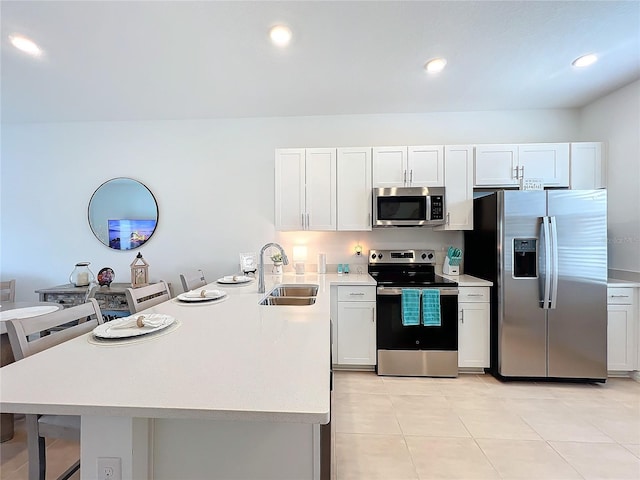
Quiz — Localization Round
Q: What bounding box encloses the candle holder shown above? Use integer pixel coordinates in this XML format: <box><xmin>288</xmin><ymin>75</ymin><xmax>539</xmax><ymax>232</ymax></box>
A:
<box><xmin>69</xmin><ymin>262</ymin><xmax>94</xmax><ymax>287</ymax></box>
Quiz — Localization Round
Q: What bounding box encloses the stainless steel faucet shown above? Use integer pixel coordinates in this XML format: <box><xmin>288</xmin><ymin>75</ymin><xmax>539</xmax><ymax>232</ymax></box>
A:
<box><xmin>258</xmin><ymin>243</ymin><xmax>289</xmax><ymax>293</ymax></box>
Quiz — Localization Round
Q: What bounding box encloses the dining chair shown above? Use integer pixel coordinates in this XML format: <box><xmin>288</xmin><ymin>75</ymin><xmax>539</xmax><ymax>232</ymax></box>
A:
<box><xmin>0</xmin><ymin>279</ymin><xmax>16</xmax><ymax>302</ymax></box>
<box><xmin>179</xmin><ymin>269</ymin><xmax>207</xmax><ymax>292</ymax></box>
<box><xmin>125</xmin><ymin>281</ymin><xmax>171</xmax><ymax>313</ymax></box>
<box><xmin>6</xmin><ymin>299</ymin><xmax>103</xmax><ymax>480</ymax></box>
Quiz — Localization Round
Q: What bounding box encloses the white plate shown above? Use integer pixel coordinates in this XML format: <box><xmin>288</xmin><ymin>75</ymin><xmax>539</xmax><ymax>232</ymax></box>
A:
<box><xmin>93</xmin><ymin>314</ymin><xmax>175</xmax><ymax>339</ymax></box>
<box><xmin>0</xmin><ymin>305</ymin><xmax>59</xmax><ymax>321</ymax></box>
<box><xmin>177</xmin><ymin>290</ymin><xmax>227</xmax><ymax>302</ymax></box>
<box><xmin>216</xmin><ymin>275</ymin><xmax>253</xmax><ymax>284</ymax></box>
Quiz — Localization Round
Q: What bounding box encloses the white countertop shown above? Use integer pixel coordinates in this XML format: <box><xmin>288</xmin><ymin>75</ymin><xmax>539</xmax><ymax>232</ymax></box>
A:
<box><xmin>607</xmin><ymin>279</ymin><xmax>640</xmax><ymax>288</ymax></box>
<box><xmin>0</xmin><ymin>273</ymin><xmax>374</xmax><ymax>424</ymax></box>
<box><xmin>440</xmin><ymin>273</ymin><xmax>493</xmax><ymax>287</ymax></box>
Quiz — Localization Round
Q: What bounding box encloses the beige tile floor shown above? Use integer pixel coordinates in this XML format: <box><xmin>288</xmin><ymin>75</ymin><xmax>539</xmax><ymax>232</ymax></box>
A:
<box><xmin>332</xmin><ymin>372</ymin><xmax>640</xmax><ymax>480</ymax></box>
<box><xmin>1</xmin><ymin>373</ymin><xmax>638</xmax><ymax>479</ymax></box>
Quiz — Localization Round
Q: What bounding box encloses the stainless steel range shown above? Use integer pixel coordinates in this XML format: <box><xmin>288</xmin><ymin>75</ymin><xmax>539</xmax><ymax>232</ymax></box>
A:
<box><xmin>369</xmin><ymin>249</ymin><xmax>459</xmax><ymax>377</ymax></box>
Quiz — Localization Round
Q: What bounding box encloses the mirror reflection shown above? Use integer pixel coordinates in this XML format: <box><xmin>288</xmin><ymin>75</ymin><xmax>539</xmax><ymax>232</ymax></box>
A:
<box><xmin>88</xmin><ymin>178</ymin><xmax>158</xmax><ymax>250</ymax></box>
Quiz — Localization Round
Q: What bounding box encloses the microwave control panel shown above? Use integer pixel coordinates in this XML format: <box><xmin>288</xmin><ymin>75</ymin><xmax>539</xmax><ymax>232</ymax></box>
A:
<box><xmin>430</xmin><ymin>195</ymin><xmax>444</xmax><ymax>220</ymax></box>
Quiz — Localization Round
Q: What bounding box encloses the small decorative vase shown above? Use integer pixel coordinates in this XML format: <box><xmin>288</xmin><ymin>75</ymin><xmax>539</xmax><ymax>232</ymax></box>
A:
<box><xmin>272</xmin><ymin>262</ymin><xmax>283</xmax><ymax>274</ymax></box>
<box><xmin>70</xmin><ymin>262</ymin><xmax>95</xmax><ymax>287</ymax></box>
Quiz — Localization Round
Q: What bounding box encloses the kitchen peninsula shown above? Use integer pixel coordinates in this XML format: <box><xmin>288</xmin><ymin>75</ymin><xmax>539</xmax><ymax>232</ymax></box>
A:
<box><xmin>0</xmin><ymin>272</ymin><xmax>375</xmax><ymax>479</ymax></box>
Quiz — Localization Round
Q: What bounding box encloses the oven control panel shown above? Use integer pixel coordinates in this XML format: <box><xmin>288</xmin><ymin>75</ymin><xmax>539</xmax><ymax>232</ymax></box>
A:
<box><xmin>369</xmin><ymin>249</ymin><xmax>436</xmax><ymax>264</ymax></box>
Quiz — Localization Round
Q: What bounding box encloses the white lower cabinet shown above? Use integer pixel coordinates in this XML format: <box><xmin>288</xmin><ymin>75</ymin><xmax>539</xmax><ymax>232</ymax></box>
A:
<box><xmin>607</xmin><ymin>287</ymin><xmax>637</xmax><ymax>372</ymax></box>
<box><xmin>458</xmin><ymin>287</ymin><xmax>490</xmax><ymax>369</ymax></box>
<box><xmin>332</xmin><ymin>285</ymin><xmax>376</xmax><ymax>367</ymax></box>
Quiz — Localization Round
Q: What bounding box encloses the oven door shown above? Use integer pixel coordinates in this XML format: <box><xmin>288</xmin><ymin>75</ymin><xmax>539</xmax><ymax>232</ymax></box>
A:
<box><xmin>376</xmin><ymin>286</ymin><xmax>458</xmax><ymax>350</ymax></box>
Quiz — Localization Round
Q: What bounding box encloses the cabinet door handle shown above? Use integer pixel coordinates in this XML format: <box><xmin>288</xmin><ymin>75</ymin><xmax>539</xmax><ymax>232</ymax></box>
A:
<box><xmin>447</xmin><ymin>212</ymin><xmax>450</xmax><ymax>225</ymax></box>
<box><xmin>349</xmin><ymin>292</ymin><xmax>365</xmax><ymax>296</ymax></box>
<box><xmin>306</xmin><ymin>213</ymin><xmax>310</xmax><ymax>229</ymax></box>
<box><xmin>519</xmin><ymin>165</ymin><xmax>525</xmax><ymax>179</ymax></box>
<box><xmin>301</xmin><ymin>213</ymin><xmax>305</xmax><ymax>229</ymax></box>
<box><xmin>404</xmin><ymin>170</ymin><xmax>407</xmax><ymax>184</ymax></box>
<box><xmin>514</xmin><ymin>167</ymin><xmax>519</xmax><ymax>180</ymax></box>
<box><xmin>610</xmin><ymin>294</ymin><xmax>629</xmax><ymax>298</ymax></box>
<box><xmin>409</xmin><ymin>170</ymin><xmax>413</xmax><ymax>184</ymax></box>
<box><xmin>460</xmin><ymin>309</ymin><xmax>464</xmax><ymax>324</ymax></box>
<box><xmin>467</xmin><ymin>293</ymin><xmax>483</xmax><ymax>297</ymax></box>
<box><xmin>372</xmin><ymin>308</ymin><xmax>375</xmax><ymax>323</ymax></box>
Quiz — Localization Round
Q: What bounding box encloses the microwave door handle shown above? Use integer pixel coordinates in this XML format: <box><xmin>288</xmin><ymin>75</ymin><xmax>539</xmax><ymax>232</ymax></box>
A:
<box><xmin>426</xmin><ymin>196</ymin><xmax>431</xmax><ymax>221</ymax></box>
<box><xmin>539</xmin><ymin>216</ymin><xmax>551</xmax><ymax>309</ymax></box>
<box><xmin>549</xmin><ymin>216</ymin><xmax>559</xmax><ymax>309</ymax></box>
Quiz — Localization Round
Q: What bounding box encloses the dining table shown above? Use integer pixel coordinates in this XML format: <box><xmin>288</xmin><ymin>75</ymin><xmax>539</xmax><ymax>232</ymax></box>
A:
<box><xmin>0</xmin><ymin>301</ymin><xmax>63</xmax><ymax>442</ymax></box>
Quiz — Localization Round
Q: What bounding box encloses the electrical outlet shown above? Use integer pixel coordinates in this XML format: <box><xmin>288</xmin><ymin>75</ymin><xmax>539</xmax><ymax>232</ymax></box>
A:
<box><xmin>97</xmin><ymin>457</ymin><xmax>122</xmax><ymax>480</ymax></box>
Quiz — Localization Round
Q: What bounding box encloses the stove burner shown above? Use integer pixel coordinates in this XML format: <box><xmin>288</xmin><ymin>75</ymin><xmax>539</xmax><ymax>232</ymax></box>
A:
<box><xmin>368</xmin><ymin>249</ymin><xmax>458</xmax><ymax>288</ymax></box>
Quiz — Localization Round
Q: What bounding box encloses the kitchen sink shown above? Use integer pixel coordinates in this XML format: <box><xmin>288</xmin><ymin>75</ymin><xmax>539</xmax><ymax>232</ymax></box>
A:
<box><xmin>268</xmin><ymin>284</ymin><xmax>319</xmax><ymax>297</ymax></box>
<box><xmin>258</xmin><ymin>284</ymin><xmax>318</xmax><ymax>306</ymax></box>
<box><xmin>259</xmin><ymin>296</ymin><xmax>317</xmax><ymax>306</ymax></box>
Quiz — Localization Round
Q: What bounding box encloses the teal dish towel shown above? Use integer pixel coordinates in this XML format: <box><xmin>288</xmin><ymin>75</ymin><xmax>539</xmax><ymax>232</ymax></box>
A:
<box><xmin>421</xmin><ymin>289</ymin><xmax>441</xmax><ymax>326</ymax></box>
<box><xmin>401</xmin><ymin>289</ymin><xmax>421</xmax><ymax>326</ymax></box>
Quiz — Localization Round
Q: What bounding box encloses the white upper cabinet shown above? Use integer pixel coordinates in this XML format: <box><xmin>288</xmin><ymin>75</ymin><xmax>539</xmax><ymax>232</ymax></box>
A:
<box><xmin>408</xmin><ymin>146</ymin><xmax>445</xmax><ymax>186</ymax></box>
<box><xmin>373</xmin><ymin>146</ymin><xmax>444</xmax><ymax>187</ymax></box>
<box><xmin>275</xmin><ymin>148</ymin><xmax>337</xmax><ymax>231</ymax></box>
<box><xmin>474</xmin><ymin>144</ymin><xmax>519</xmax><ymax>186</ymax></box>
<box><xmin>372</xmin><ymin>146</ymin><xmax>407</xmax><ymax>187</ymax></box>
<box><xmin>275</xmin><ymin>148</ymin><xmax>306</xmax><ymax>231</ymax></box>
<box><xmin>337</xmin><ymin>148</ymin><xmax>372</xmax><ymax>231</ymax></box>
<box><xmin>570</xmin><ymin>142</ymin><xmax>606</xmax><ymax>189</ymax></box>
<box><xmin>518</xmin><ymin>143</ymin><xmax>569</xmax><ymax>186</ymax></box>
<box><xmin>474</xmin><ymin>143</ymin><xmax>569</xmax><ymax>187</ymax></box>
<box><xmin>305</xmin><ymin>148</ymin><xmax>338</xmax><ymax>230</ymax></box>
<box><xmin>435</xmin><ymin>145</ymin><xmax>474</xmax><ymax>231</ymax></box>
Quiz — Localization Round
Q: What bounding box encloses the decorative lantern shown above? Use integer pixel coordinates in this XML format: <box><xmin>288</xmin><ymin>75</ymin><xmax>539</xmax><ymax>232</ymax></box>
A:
<box><xmin>69</xmin><ymin>262</ymin><xmax>95</xmax><ymax>287</ymax></box>
<box><xmin>130</xmin><ymin>252</ymin><xmax>149</xmax><ymax>288</ymax></box>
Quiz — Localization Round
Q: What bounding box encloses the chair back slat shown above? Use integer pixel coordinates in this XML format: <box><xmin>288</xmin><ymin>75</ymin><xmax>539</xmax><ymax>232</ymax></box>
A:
<box><xmin>0</xmin><ymin>279</ymin><xmax>16</xmax><ymax>302</ymax></box>
<box><xmin>179</xmin><ymin>270</ymin><xmax>207</xmax><ymax>292</ymax></box>
<box><xmin>125</xmin><ymin>281</ymin><xmax>171</xmax><ymax>313</ymax></box>
<box><xmin>6</xmin><ymin>299</ymin><xmax>103</xmax><ymax>361</ymax></box>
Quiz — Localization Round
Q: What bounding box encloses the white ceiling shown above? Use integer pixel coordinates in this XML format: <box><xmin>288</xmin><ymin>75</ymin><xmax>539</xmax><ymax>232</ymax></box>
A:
<box><xmin>1</xmin><ymin>0</ymin><xmax>639</xmax><ymax>123</ymax></box>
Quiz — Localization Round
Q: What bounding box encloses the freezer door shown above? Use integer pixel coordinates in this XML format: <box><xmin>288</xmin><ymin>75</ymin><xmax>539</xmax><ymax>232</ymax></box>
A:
<box><xmin>547</xmin><ymin>190</ymin><xmax>607</xmax><ymax>379</ymax></box>
<box><xmin>499</xmin><ymin>191</ymin><xmax>548</xmax><ymax>377</ymax></box>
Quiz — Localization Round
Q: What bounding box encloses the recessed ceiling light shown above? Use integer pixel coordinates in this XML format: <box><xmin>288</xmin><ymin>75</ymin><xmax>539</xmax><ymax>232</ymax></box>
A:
<box><xmin>424</xmin><ymin>58</ymin><xmax>447</xmax><ymax>73</ymax></box>
<box><xmin>269</xmin><ymin>25</ymin><xmax>292</xmax><ymax>47</ymax></box>
<box><xmin>572</xmin><ymin>54</ymin><xmax>598</xmax><ymax>68</ymax></box>
<box><xmin>9</xmin><ymin>34</ymin><xmax>43</xmax><ymax>57</ymax></box>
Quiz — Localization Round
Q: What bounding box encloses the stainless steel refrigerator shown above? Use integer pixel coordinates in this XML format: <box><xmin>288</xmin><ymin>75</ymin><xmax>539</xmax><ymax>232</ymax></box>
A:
<box><xmin>464</xmin><ymin>190</ymin><xmax>608</xmax><ymax>381</ymax></box>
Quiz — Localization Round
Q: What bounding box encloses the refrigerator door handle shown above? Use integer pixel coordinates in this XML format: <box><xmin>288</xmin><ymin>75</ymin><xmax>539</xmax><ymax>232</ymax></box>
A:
<box><xmin>549</xmin><ymin>216</ymin><xmax>559</xmax><ymax>309</ymax></box>
<box><xmin>539</xmin><ymin>216</ymin><xmax>552</xmax><ymax>309</ymax></box>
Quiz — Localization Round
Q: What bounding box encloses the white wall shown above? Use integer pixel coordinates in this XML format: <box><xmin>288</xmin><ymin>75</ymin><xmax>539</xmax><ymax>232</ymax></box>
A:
<box><xmin>579</xmin><ymin>80</ymin><xmax>640</xmax><ymax>278</ymax></box>
<box><xmin>1</xmin><ymin>109</ymin><xmax>580</xmax><ymax>300</ymax></box>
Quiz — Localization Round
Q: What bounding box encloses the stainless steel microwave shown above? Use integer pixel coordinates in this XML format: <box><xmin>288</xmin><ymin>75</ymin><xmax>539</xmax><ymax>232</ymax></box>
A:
<box><xmin>373</xmin><ymin>187</ymin><xmax>446</xmax><ymax>227</ymax></box>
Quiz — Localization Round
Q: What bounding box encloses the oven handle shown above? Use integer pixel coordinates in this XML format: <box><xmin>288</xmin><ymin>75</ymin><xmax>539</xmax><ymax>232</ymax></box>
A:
<box><xmin>376</xmin><ymin>287</ymin><xmax>459</xmax><ymax>296</ymax></box>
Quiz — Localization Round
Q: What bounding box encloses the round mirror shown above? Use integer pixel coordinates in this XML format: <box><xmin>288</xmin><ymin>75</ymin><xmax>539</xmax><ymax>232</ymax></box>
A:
<box><xmin>88</xmin><ymin>178</ymin><xmax>158</xmax><ymax>250</ymax></box>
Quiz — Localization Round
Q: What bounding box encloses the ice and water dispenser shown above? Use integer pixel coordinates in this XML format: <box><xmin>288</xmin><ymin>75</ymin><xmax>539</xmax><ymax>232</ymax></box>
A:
<box><xmin>513</xmin><ymin>239</ymin><xmax>537</xmax><ymax>278</ymax></box>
